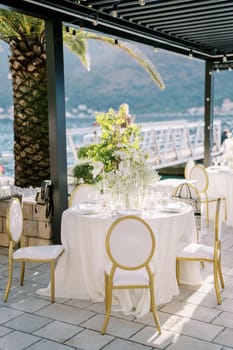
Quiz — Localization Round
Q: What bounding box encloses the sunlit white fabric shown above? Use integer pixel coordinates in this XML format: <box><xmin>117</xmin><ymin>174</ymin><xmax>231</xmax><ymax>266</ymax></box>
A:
<box><xmin>8</xmin><ymin>199</ymin><xmax>23</xmax><ymax>241</ymax></box>
<box><xmin>207</xmin><ymin>168</ymin><xmax>233</xmax><ymax>226</ymax></box>
<box><xmin>108</xmin><ymin>219</ymin><xmax>153</xmax><ymax>268</ymax></box>
<box><xmin>13</xmin><ymin>245</ymin><xmax>64</xmax><ymax>260</ymax></box>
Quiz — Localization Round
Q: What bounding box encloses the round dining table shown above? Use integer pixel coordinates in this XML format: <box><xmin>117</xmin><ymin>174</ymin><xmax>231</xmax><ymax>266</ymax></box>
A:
<box><xmin>38</xmin><ymin>204</ymin><xmax>200</xmax><ymax>317</ymax></box>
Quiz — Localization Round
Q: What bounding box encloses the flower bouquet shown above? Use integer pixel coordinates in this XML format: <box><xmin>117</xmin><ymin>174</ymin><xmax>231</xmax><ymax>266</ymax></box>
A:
<box><xmin>102</xmin><ymin>148</ymin><xmax>160</xmax><ymax>209</ymax></box>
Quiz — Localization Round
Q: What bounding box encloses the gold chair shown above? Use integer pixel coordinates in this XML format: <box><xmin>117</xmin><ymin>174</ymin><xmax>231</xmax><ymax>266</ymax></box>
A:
<box><xmin>4</xmin><ymin>197</ymin><xmax>64</xmax><ymax>303</ymax></box>
<box><xmin>68</xmin><ymin>183</ymin><xmax>98</xmax><ymax>207</ymax></box>
<box><xmin>172</xmin><ymin>182</ymin><xmax>201</xmax><ymax>242</ymax></box>
<box><xmin>176</xmin><ymin>198</ymin><xmax>224</xmax><ymax>304</ymax></box>
<box><xmin>189</xmin><ymin>164</ymin><xmax>227</xmax><ymax>226</ymax></box>
<box><xmin>101</xmin><ymin>215</ymin><xmax>161</xmax><ymax>335</ymax></box>
<box><xmin>184</xmin><ymin>159</ymin><xmax>195</xmax><ymax>180</ymax></box>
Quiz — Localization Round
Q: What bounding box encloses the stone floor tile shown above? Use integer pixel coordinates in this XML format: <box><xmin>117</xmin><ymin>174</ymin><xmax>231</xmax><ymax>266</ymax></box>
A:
<box><xmin>212</xmin><ymin>311</ymin><xmax>233</xmax><ymax>329</ymax></box>
<box><xmin>81</xmin><ymin>313</ymin><xmax>144</xmax><ymax>338</ymax></box>
<box><xmin>14</xmin><ymin>282</ymin><xmax>49</xmax><ymax>298</ymax></box>
<box><xmin>222</xmin><ymin>251</ymin><xmax>233</xmax><ymax>267</ymax></box>
<box><xmin>0</xmin><ymin>307</ymin><xmax>23</xmax><ymax>324</ymax></box>
<box><xmin>34</xmin><ymin>320</ymin><xmax>82</xmax><ymax>342</ymax></box>
<box><xmin>0</xmin><ymin>330</ymin><xmax>40</xmax><ymax>350</ymax></box>
<box><xmin>166</xmin><ymin>335</ymin><xmax>222</xmax><ymax>350</ymax></box>
<box><xmin>214</xmin><ymin>328</ymin><xmax>233</xmax><ymax>347</ymax></box>
<box><xmin>135</xmin><ymin>311</ymin><xmax>181</xmax><ymax>330</ymax></box>
<box><xmin>225</xmin><ymin>267</ymin><xmax>233</xmax><ymax>277</ymax></box>
<box><xmin>9</xmin><ymin>295</ymin><xmax>50</xmax><ymax>313</ymax></box>
<box><xmin>0</xmin><ymin>265</ymin><xmax>8</xmax><ymax>274</ymax></box>
<box><xmin>170</xmin><ymin>318</ymin><xmax>223</xmax><ymax>341</ymax></box>
<box><xmin>173</xmin><ymin>287</ymin><xmax>195</xmax><ymax>301</ymax></box>
<box><xmin>0</xmin><ymin>325</ymin><xmax>12</xmax><ymax>337</ymax></box>
<box><xmin>86</xmin><ymin>302</ymin><xmax>135</xmax><ymax>321</ymax></box>
<box><xmin>26</xmin><ymin>339</ymin><xmax>76</xmax><ymax>349</ymax></box>
<box><xmin>35</xmin><ymin>303</ymin><xmax>96</xmax><ymax>325</ymax></box>
<box><xmin>216</xmin><ymin>298</ymin><xmax>233</xmax><ymax>313</ymax></box>
<box><xmin>130</xmin><ymin>325</ymin><xmax>177</xmax><ymax>349</ymax></box>
<box><xmin>102</xmin><ymin>338</ymin><xmax>153</xmax><ymax>350</ymax></box>
<box><xmin>160</xmin><ymin>300</ymin><xmax>221</xmax><ymax>322</ymax></box>
<box><xmin>65</xmin><ymin>329</ymin><xmax>114</xmax><ymax>350</ymax></box>
<box><xmin>183</xmin><ymin>291</ymin><xmax>220</xmax><ymax>308</ymax></box>
<box><xmin>5</xmin><ymin>313</ymin><xmax>52</xmax><ymax>333</ymax></box>
<box><xmin>65</xmin><ymin>298</ymin><xmax>95</xmax><ymax>309</ymax></box>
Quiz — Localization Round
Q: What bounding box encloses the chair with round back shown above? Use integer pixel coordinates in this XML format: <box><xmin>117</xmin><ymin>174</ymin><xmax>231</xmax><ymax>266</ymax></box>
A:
<box><xmin>172</xmin><ymin>182</ymin><xmax>201</xmax><ymax>241</ymax></box>
<box><xmin>189</xmin><ymin>164</ymin><xmax>227</xmax><ymax>226</ymax></box>
<box><xmin>184</xmin><ymin>159</ymin><xmax>195</xmax><ymax>180</ymax></box>
<box><xmin>68</xmin><ymin>183</ymin><xmax>98</xmax><ymax>207</ymax></box>
<box><xmin>176</xmin><ymin>198</ymin><xmax>224</xmax><ymax>304</ymax></box>
<box><xmin>4</xmin><ymin>197</ymin><xmax>64</xmax><ymax>303</ymax></box>
<box><xmin>101</xmin><ymin>215</ymin><xmax>161</xmax><ymax>335</ymax></box>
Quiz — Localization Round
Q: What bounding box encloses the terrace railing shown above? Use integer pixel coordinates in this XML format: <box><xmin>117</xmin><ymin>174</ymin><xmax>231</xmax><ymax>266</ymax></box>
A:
<box><xmin>66</xmin><ymin>119</ymin><xmax>222</xmax><ymax>169</ymax></box>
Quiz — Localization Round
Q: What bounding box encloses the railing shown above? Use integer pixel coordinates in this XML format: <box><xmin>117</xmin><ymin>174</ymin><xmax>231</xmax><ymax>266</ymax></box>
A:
<box><xmin>66</xmin><ymin>119</ymin><xmax>222</xmax><ymax>169</ymax></box>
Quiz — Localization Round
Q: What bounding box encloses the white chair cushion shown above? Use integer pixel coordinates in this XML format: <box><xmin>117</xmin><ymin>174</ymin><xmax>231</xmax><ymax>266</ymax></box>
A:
<box><xmin>13</xmin><ymin>244</ymin><xmax>64</xmax><ymax>260</ymax></box>
<box><xmin>176</xmin><ymin>241</ymin><xmax>214</xmax><ymax>260</ymax></box>
<box><xmin>207</xmin><ymin>194</ymin><xmax>225</xmax><ymax>201</ymax></box>
<box><xmin>105</xmin><ymin>261</ymin><xmax>155</xmax><ymax>286</ymax></box>
<box><xmin>200</xmin><ymin>193</ymin><xmax>225</xmax><ymax>201</ymax></box>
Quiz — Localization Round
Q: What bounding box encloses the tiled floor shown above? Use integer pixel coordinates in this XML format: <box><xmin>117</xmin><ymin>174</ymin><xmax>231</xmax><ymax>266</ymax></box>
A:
<box><xmin>1</xmin><ymin>221</ymin><xmax>233</xmax><ymax>350</ymax></box>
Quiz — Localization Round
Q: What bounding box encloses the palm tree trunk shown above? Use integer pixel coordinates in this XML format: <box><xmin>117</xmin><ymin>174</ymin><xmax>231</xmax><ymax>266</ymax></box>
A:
<box><xmin>9</xmin><ymin>37</ymin><xmax>50</xmax><ymax>187</ymax></box>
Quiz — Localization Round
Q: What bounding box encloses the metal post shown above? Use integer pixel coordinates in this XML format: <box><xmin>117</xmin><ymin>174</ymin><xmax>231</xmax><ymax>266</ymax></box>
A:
<box><xmin>45</xmin><ymin>20</ymin><xmax>68</xmax><ymax>243</ymax></box>
<box><xmin>204</xmin><ymin>61</ymin><xmax>214</xmax><ymax>167</ymax></box>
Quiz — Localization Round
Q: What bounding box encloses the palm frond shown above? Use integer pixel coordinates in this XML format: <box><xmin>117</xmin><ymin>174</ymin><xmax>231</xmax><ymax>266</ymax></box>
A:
<box><xmin>73</xmin><ymin>30</ymin><xmax>165</xmax><ymax>90</ymax></box>
<box><xmin>63</xmin><ymin>28</ymin><xmax>90</xmax><ymax>70</ymax></box>
<box><xmin>0</xmin><ymin>10</ymin><xmax>44</xmax><ymax>43</ymax></box>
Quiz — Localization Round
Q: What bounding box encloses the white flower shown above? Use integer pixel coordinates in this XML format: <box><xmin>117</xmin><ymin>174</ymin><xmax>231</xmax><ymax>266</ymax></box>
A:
<box><xmin>91</xmin><ymin>161</ymin><xmax>104</xmax><ymax>179</ymax></box>
<box><xmin>103</xmin><ymin>148</ymin><xmax>160</xmax><ymax>209</ymax></box>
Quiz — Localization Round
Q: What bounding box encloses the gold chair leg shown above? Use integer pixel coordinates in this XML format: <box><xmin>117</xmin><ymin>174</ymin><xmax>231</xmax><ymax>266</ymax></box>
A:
<box><xmin>104</xmin><ymin>273</ymin><xmax>108</xmax><ymax>310</ymax></box>
<box><xmin>205</xmin><ymin>202</ymin><xmax>209</xmax><ymax>227</ymax></box>
<box><xmin>50</xmin><ymin>260</ymin><xmax>55</xmax><ymax>303</ymax></box>
<box><xmin>20</xmin><ymin>261</ymin><xmax>25</xmax><ymax>285</ymax></box>
<box><xmin>150</xmin><ymin>279</ymin><xmax>161</xmax><ymax>334</ymax></box>
<box><xmin>176</xmin><ymin>260</ymin><xmax>180</xmax><ymax>285</ymax></box>
<box><xmin>214</xmin><ymin>261</ymin><xmax>221</xmax><ymax>304</ymax></box>
<box><xmin>224</xmin><ymin>199</ymin><xmax>227</xmax><ymax>220</ymax></box>
<box><xmin>4</xmin><ymin>259</ymin><xmax>13</xmax><ymax>302</ymax></box>
<box><xmin>217</xmin><ymin>260</ymin><xmax>224</xmax><ymax>289</ymax></box>
<box><xmin>101</xmin><ymin>283</ymin><xmax>112</xmax><ymax>335</ymax></box>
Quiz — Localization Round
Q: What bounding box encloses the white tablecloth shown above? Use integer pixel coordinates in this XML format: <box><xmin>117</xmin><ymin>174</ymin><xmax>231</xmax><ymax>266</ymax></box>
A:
<box><xmin>207</xmin><ymin>167</ymin><xmax>232</xmax><ymax>226</ymax></box>
<box><xmin>156</xmin><ymin>178</ymin><xmax>196</xmax><ymax>196</ymax></box>
<box><xmin>38</xmin><ymin>206</ymin><xmax>200</xmax><ymax>316</ymax></box>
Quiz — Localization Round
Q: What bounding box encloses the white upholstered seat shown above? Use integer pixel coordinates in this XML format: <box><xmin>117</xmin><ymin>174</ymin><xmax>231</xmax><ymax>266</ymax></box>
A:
<box><xmin>176</xmin><ymin>198</ymin><xmax>224</xmax><ymax>304</ymax></box>
<box><xmin>4</xmin><ymin>197</ymin><xmax>64</xmax><ymax>303</ymax></box>
<box><xmin>189</xmin><ymin>164</ymin><xmax>227</xmax><ymax>226</ymax></box>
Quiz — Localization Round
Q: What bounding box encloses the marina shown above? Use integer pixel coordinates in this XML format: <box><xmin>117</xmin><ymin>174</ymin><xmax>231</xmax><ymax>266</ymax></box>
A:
<box><xmin>0</xmin><ymin>117</ymin><xmax>224</xmax><ymax>179</ymax></box>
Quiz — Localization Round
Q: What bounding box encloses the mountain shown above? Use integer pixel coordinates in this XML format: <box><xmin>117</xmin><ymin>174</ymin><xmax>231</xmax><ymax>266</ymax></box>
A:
<box><xmin>1</xmin><ymin>39</ymin><xmax>233</xmax><ymax>116</ymax></box>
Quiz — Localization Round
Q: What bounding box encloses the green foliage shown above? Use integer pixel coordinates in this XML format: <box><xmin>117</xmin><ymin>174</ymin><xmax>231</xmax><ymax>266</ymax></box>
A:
<box><xmin>76</xmin><ymin>105</ymin><xmax>142</xmax><ymax>175</ymax></box>
<box><xmin>73</xmin><ymin>161</ymin><xmax>101</xmax><ymax>184</ymax></box>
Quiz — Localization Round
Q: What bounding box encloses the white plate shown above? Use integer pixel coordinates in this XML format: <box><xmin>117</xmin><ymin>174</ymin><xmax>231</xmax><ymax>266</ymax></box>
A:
<box><xmin>116</xmin><ymin>209</ymin><xmax>141</xmax><ymax>216</ymax></box>
<box><xmin>159</xmin><ymin>200</ymin><xmax>185</xmax><ymax>213</ymax></box>
<box><xmin>78</xmin><ymin>202</ymin><xmax>98</xmax><ymax>214</ymax></box>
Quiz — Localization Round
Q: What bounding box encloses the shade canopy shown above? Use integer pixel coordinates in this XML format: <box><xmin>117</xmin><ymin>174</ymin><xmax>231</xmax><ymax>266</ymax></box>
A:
<box><xmin>1</xmin><ymin>0</ymin><xmax>233</xmax><ymax>69</ymax></box>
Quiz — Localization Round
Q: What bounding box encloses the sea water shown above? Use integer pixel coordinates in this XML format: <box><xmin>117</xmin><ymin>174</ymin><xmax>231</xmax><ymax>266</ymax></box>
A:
<box><xmin>0</xmin><ymin>114</ymin><xmax>232</xmax><ymax>178</ymax></box>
